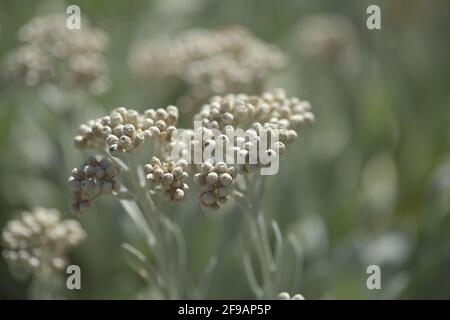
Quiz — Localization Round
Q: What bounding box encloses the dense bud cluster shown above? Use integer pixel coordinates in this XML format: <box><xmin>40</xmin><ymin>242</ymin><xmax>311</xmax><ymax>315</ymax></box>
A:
<box><xmin>194</xmin><ymin>160</ymin><xmax>237</xmax><ymax>209</ymax></box>
<box><xmin>6</xmin><ymin>14</ymin><xmax>110</xmax><ymax>95</ymax></box>
<box><xmin>144</xmin><ymin>157</ymin><xmax>190</xmax><ymax>203</ymax></box>
<box><xmin>73</xmin><ymin>106</ymin><xmax>179</xmax><ymax>156</ymax></box>
<box><xmin>68</xmin><ymin>156</ymin><xmax>119</xmax><ymax>213</ymax></box>
<box><xmin>2</xmin><ymin>207</ymin><xmax>85</xmax><ymax>272</ymax></box>
<box><xmin>196</xmin><ymin>89</ymin><xmax>314</xmax><ymax>131</ymax></box>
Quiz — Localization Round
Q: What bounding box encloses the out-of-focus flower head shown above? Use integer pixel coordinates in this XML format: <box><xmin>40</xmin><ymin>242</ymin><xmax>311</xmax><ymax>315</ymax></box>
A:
<box><xmin>6</xmin><ymin>14</ymin><xmax>110</xmax><ymax>95</ymax></box>
<box><xmin>68</xmin><ymin>156</ymin><xmax>120</xmax><ymax>214</ymax></box>
<box><xmin>295</xmin><ymin>14</ymin><xmax>361</xmax><ymax>74</ymax></box>
<box><xmin>2</xmin><ymin>207</ymin><xmax>86</xmax><ymax>274</ymax></box>
<box><xmin>129</xmin><ymin>26</ymin><xmax>286</xmax><ymax>109</ymax></box>
<box><xmin>73</xmin><ymin>106</ymin><xmax>179</xmax><ymax>156</ymax></box>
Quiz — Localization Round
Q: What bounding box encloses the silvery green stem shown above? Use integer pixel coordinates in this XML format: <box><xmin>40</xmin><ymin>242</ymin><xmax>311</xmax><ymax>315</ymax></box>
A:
<box><xmin>124</xmin><ymin>153</ymin><xmax>183</xmax><ymax>299</ymax></box>
<box><xmin>238</xmin><ymin>175</ymin><xmax>279</xmax><ymax>299</ymax></box>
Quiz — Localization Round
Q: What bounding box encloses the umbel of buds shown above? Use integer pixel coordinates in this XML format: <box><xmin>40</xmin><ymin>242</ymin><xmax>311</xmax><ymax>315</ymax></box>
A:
<box><xmin>144</xmin><ymin>157</ymin><xmax>190</xmax><ymax>202</ymax></box>
<box><xmin>2</xmin><ymin>207</ymin><xmax>86</xmax><ymax>272</ymax></box>
<box><xmin>194</xmin><ymin>160</ymin><xmax>238</xmax><ymax>209</ymax></box>
<box><xmin>68</xmin><ymin>156</ymin><xmax>119</xmax><ymax>214</ymax></box>
<box><xmin>196</xmin><ymin>88</ymin><xmax>314</xmax><ymax>131</ymax></box>
<box><xmin>6</xmin><ymin>14</ymin><xmax>110</xmax><ymax>95</ymax></box>
<box><xmin>73</xmin><ymin>106</ymin><xmax>179</xmax><ymax>156</ymax></box>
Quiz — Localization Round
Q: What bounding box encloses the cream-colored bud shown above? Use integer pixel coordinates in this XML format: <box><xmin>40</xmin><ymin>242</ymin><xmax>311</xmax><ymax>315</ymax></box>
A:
<box><xmin>153</xmin><ymin>168</ymin><xmax>164</xmax><ymax>179</ymax></box>
<box><xmin>173</xmin><ymin>188</ymin><xmax>185</xmax><ymax>201</ymax></box>
<box><xmin>106</xmin><ymin>134</ymin><xmax>119</xmax><ymax>146</ymax></box>
<box><xmin>155</xmin><ymin>120</ymin><xmax>166</xmax><ymax>131</ymax></box>
<box><xmin>206</xmin><ymin>172</ymin><xmax>219</xmax><ymax>185</ymax></box>
<box><xmin>162</xmin><ymin>173</ymin><xmax>174</xmax><ymax>186</ymax></box>
<box><xmin>123</xmin><ymin>124</ymin><xmax>136</xmax><ymax>138</ymax></box>
<box><xmin>144</xmin><ymin>164</ymin><xmax>153</xmax><ymax>173</ymax></box>
<box><xmin>119</xmin><ymin>135</ymin><xmax>132</xmax><ymax>148</ymax></box>
<box><xmin>201</xmin><ymin>161</ymin><xmax>214</xmax><ymax>174</ymax></box>
<box><xmin>215</xmin><ymin>162</ymin><xmax>227</xmax><ymax>173</ymax></box>
<box><xmin>219</xmin><ymin>173</ymin><xmax>233</xmax><ymax>186</ymax></box>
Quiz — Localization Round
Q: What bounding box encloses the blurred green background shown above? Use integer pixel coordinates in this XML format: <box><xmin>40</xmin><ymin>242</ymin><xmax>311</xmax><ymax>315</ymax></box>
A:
<box><xmin>1</xmin><ymin>0</ymin><xmax>450</xmax><ymax>299</ymax></box>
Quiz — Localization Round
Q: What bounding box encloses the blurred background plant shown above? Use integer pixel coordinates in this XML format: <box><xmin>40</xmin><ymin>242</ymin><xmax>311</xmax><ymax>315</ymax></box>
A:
<box><xmin>1</xmin><ymin>0</ymin><xmax>450</xmax><ymax>299</ymax></box>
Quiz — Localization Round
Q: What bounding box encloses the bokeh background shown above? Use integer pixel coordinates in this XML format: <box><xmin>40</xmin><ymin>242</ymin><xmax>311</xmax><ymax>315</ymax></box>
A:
<box><xmin>1</xmin><ymin>0</ymin><xmax>450</xmax><ymax>299</ymax></box>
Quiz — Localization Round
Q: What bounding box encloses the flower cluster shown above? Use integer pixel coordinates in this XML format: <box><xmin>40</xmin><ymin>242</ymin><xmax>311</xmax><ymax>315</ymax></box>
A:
<box><xmin>194</xmin><ymin>161</ymin><xmax>237</xmax><ymax>209</ymax></box>
<box><xmin>6</xmin><ymin>14</ymin><xmax>110</xmax><ymax>95</ymax></box>
<box><xmin>144</xmin><ymin>157</ymin><xmax>190</xmax><ymax>202</ymax></box>
<box><xmin>73</xmin><ymin>106</ymin><xmax>179</xmax><ymax>156</ymax></box>
<box><xmin>196</xmin><ymin>89</ymin><xmax>315</xmax><ymax>131</ymax></box>
<box><xmin>69</xmin><ymin>90</ymin><xmax>313</xmax><ymax>211</ymax></box>
<box><xmin>2</xmin><ymin>207</ymin><xmax>85</xmax><ymax>272</ymax></box>
<box><xmin>68</xmin><ymin>156</ymin><xmax>119</xmax><ymax>214</ymax></box>
<box><xmin>129</xmin><ymin>26</ymin><xmax>286</xmax><ymax>107</ymax></box>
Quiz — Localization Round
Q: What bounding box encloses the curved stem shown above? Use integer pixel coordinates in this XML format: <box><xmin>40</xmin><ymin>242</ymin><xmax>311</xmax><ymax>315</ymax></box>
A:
<box><xmin>126</xmin><ymin>152</ymin><xmax>179</xmax><ymax>299</ymax></box>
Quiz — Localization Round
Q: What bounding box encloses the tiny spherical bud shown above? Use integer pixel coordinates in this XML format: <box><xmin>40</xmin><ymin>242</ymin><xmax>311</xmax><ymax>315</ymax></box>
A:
<box><xmin>119</xmin><ymin>135</ymin><xmax>132</xmax><ymax>148</ymax></box>
<box><xmin>162</xmin><ymin>173</ymin><xmax>174</xmax><ymax>186</ymax></box>
<box><xmin>278</xmin><ymin>292</ymin><xmax>290</xmax><ymax>300</ymax></box>
<box><xmin>155</xmin><ymin>120</ymin><xmax>166</xmax><ymax>131</ymax></box>
<box><xmin>110</xmin><ymin>112</ymin><xmax>123</xmax><ymax>126</ymax></box>
<box><xmin>142</xmin><ymin>118</ymin><xmax>154</xmax><ymax>129</ymax></box>
<box><xmin>150</xmin><ymin>157</ymin><xmax>161</xmax><ymax>166</ymax></box>
<box><xmin>144</xmin><ymin>164</ymin><xmax>153</xmax><ymax>173</ymax></box>
<box><xmin>153</xmin><ymin>168</ymin><xmax>164</xmax><ymax>179</ymax></box>
<box><xmin>176</xmin><ymin>159</ymin><xmax>188</xmax><ymax>170</ymax></box>
<box><xmin>106</xmin><ymin>134</ymin><xmax>119</xmax><ymax>146</ymax></box>
<box><xmin>173</xmin><ymin>188</ymin><xmax>184</xmax><ymax>201</ymax></box>
<box><xmin>143</xmin><ymin>129</ymin><xmax>152</xmax><ymax>140</ymax></box>
<box><xmin>78</xmin><ymin>124</ymin><xmax>93</xmax><ymax>135</ymax></box>
<box><xmin>149</xmin><ymin>126</ymin><xmax>160</xmax><ymax>136</ymax></box>
<box><xmin>226</xmin><ymin>166</ymin><xmax>238</xmax><ymax>178</ymax></box>
<box><xmin>219</xmin><ymin>173</ymin><xmax>233</xmax><ymax>186</ymax></box>
<box><xmin>123</xmin><ymin>124</ymin><xmax>136</xmax><ymax>138</ymax></box>
<box><xmin>201</xmin><ymin>161</ymin><xmax>214</xmax><ymax>174</ymax></box>
<box><xmin>134</xmin><ymin>132</ymin><xmax>145</xmax><ymax>146</ymax></box>
<box><xmin>113</xmin><ymin>124</ymin><xmax>125</xmax><ymax>136</ymax></box>
<box><xmin>173</xmin><ymin>167</ymin><xmax>184</xmax><ymax>178</ymax></box>
<box><xmin>215</xmin><ymin>162</ymin><xmax>227</xmax><ymax>173</ymax></box>
<box><xmin>206</xmin><ymin>172</ymin><xmax>219</xmax><ymax>185</ymax></box>
<box><xmin>101</xmin><ymin>126</ymin><xmax>112</xmax><ymax>137</ymax></box>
